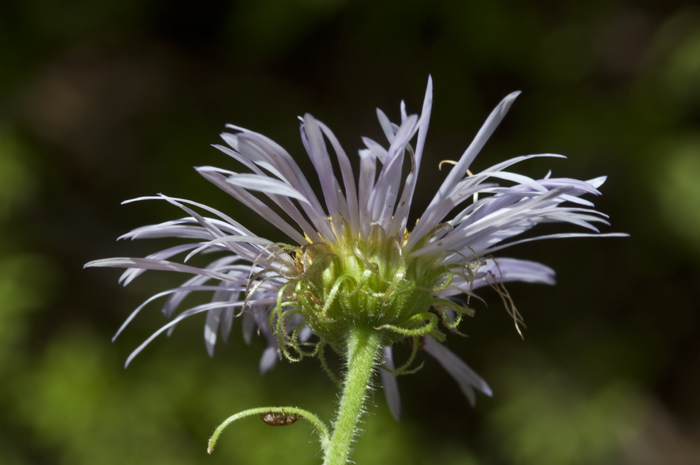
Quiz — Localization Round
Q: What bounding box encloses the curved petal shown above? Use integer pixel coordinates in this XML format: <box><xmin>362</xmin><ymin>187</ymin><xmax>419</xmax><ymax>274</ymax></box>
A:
<box><xmin>423</xmin><ymin>337</ymin><xmax>492</xmax><ymax>406</ymax></box>
<box><xmin>380</xmin><ymin>345</ymin><xmax>402</xmax><ymax>421</ymax></box>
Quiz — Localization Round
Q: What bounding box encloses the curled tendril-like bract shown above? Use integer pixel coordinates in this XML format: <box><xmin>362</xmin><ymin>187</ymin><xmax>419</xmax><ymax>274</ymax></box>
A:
<box><xmin>318</xmin><ymin>274</ymin><xmax>354</xmax><ymax>319</ymax></box>
<box><xmin>432</xmin><ymin>298</ymin><xmax>475</xmax><ymax>330</ymax></box>
<box><xmin>247</xmin><ymin>219</ymin><xmax>496</xmax><ymax>365</ymax></box>
<box><xmin>318</xmin><ymin>341</ymin><xmax>342</xmax><ymax>388</ymax></box>
<box><xmin>382</xmin><ymin>335</ymin><xmax>424</xmax><ymax>377</ymax></box>
<box><xmin>290</xmin><ymin>324</ymin><xmax>321</xmax><ymax>359</ymax></box>
<box><xmin>375</xmin><ymin>312</ymin><xmax>439</xmax><ymax>338</ymax></box>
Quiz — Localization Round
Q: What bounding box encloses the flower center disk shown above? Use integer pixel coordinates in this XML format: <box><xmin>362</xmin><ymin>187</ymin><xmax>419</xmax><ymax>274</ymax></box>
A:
<box><xmin>273</xmin><ymin>224</ymin><xmax>450</xmax><ymax>346</ymax></box>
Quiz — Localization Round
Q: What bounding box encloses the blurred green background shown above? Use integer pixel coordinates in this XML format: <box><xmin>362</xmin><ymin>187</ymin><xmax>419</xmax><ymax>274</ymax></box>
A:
<box><xmin>2</xmin><ymin>0</ymin><xmax>699</xmax><ymax>464</ymax></box>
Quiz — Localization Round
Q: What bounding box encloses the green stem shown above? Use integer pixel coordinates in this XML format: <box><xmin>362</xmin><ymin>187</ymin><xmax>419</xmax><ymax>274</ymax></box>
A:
<box><xmin>207</xmin><ymin>406</ymin><xmax>330</xmax><ymax>454</ymax></box>
<box><xmin>323</xmin><ymin>326</ymin><xmax>383</xmax><ymax>465</ymax></box>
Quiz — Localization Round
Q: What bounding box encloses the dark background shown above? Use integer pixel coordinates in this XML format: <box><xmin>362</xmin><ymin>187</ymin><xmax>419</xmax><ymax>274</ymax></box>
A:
<box><xmin>2</xmin><ymin>1</ymin><xmax>699</xmax><ymax>464</ymax></box>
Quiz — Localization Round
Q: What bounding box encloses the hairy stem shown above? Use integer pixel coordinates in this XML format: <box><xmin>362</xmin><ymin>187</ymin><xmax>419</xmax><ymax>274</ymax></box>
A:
<box><xmin>207</xmin><ymin>406</ymin><xmax>330</xmax><ymax>454</ymax></box>
<box><xmin>322</xmin><ymin>326</ymin><xmax>383</xmax><ymax>465</ymax></box>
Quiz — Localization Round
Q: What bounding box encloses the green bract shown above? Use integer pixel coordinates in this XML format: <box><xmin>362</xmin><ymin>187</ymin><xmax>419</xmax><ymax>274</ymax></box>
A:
<box><xmin>266</xmin><ymin>222</ymin><xmax>476</xmax><ymax>356</ymax></box>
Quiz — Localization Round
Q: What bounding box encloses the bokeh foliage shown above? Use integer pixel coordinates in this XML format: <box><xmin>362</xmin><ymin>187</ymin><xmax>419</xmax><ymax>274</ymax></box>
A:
<box><xmin>2</xmin><ymin>0</ymin><xmax>700</xmax><ymax>464</ymax></box>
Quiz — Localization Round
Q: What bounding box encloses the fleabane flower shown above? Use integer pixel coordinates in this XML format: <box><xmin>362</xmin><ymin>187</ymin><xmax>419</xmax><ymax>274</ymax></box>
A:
<box><xmin>86</xmin><ymin>77</ymin><xmax>624</xmax><ymax>420</ymax></box>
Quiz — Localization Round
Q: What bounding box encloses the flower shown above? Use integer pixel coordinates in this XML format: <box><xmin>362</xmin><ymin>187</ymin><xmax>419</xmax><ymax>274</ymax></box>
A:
<box><xmin>86</xmin><ymin>77</ymin><xmax>624</xmax><ymax>420</ymax></box>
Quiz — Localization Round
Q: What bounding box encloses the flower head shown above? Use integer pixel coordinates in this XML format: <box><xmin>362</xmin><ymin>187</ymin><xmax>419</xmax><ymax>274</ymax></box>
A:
<box><xmin>87</xmin><ymin>77</ymin><xmax>624</xmax><ymax>419</ymax></box>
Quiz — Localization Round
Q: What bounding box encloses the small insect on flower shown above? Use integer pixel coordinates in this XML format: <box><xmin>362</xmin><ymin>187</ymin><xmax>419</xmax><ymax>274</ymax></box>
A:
<box><xmin>260</xmin><ymin>410</ymin><xmax>300</xmax><ymax>426</ymax></box>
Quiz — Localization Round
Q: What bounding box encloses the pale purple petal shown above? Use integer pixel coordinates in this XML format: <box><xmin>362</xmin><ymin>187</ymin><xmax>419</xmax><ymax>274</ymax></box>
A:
<box><xmin>86</xmin><ymin>257</ymin><xmax>243</xmax><ymax>285</ymax></box>
<box><xmin>316</xmin><ymin>120</ymin><xmax>360</xmax><ymax>232</ymax></box>
<box><xmin>423</xmin><ymin>337</ymin><xmax>492</xmax><ymax>406</ymax></box>
<box><xmin>125</xmin><ymin>299</ymin><xmax>250</xmax><ymax>367</ymax></box>
<box><xmin>380</xmin><ymin>345</ymin><xmax>402</xmax><ymax>421</ymax></box>
<box><xmin>408</xmin><ymin>91</ymin><xmax>521</xmax><ymax>249</ymax></box>
<box><xmin>390</xmin><ymin>76</ymin><xmax>433</xmax><ymax>237</ymax></box>
<box><xmin>481</xmin><ymin>231</ymin><xmax>629</xmax><ymax>256</ymax></box>
<box><xmin>259</xmin><ymin>346</ymin><xmax>279</xmax><ymax>375</ymax></box>
<box><xmin>368</xmin><ymin>114</ymin><xmax>418</xmax><ymax>229</ymax></box>
<box><xmin>470</xmin><ymin>258</ymin><xmax>556</xmax><ymax>289</ymax></box>
<box><xmin>300</xmin><ymin>114</ymin><xmax>344</xmax><ymax>220</ymax></box>
<box><xmin>197</xmin><ymin>167</ymin><xmax>311</xmax><ymax>245</ymax></box>
<box><xmin>111</xmin><ymin>284</ymin><xmax>232</xmax><ymax>342</ymax></box>
<box><xmin>225</xmin><ymin>173</ymin><xmax>313</xmax><ymax>204</ymax></box>
<box><xmin>204</xmin><ymin>307</ymin><xmax>223</xmax><ymax>356</ymax></box>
